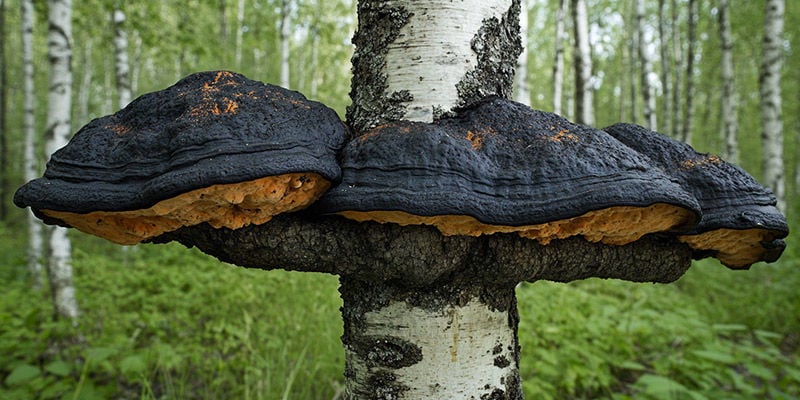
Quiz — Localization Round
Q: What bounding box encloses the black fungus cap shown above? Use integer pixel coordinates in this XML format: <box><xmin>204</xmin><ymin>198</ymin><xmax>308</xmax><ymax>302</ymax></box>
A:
<box><xmin>314</xmin><ymin>97</ymin><xmax>701</xmax><ymax>244</ymax></box>
<box><xmin>603</xmin><ymin>123</ymin><xmax>788</xmax><ymax>268</ymax></box>
<box><xmin>15</xmin><ymin>71</ymin><xmax>347</xmax><ymax>214</ymax></box>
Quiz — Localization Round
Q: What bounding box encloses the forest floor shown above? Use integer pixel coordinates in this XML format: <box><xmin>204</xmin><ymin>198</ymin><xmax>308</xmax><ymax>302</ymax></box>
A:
<box><xmin>0</xmin><ymin>222</ymin><xmax>798</xmax><ymax>400</ymax></box>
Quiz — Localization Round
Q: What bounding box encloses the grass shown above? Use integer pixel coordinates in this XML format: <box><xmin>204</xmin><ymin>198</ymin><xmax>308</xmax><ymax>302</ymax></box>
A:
<box><xmin>0</xmin><ymin>222</ymin><xmax>798</xmax><ymax>399</ymax></box>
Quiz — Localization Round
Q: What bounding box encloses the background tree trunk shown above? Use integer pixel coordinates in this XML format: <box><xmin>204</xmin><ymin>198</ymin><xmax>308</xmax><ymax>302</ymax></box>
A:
<box><xmin>627</xmin><ymin>2</ymin><xmax>638</xmax><ymax>123</ymax></box>
<box><xmin>46</xmin><ymin>0</ymin><xmax>79</xmax><ymax>322</ymax></box>
<box><xmin>113</xmin><ymin>5</ymin><xmax>131</xmax><ymax>109</ymax></box>
<box><xmin>515</xmin><ymin>0</ymin><xmax>530</xmax><ymax>106</ymax></box>
<box><xmin>680</xmin><ymin>0</ymin><xmax>697</xmax><ymax>144</ymax></box>
<box><xmin>670</xmin><ymin>0</ymin><xmax>682</xmax><ymax>138</ymax></box>
<box><xmin>760</xmin><ymin>0</ymin><xmax>785</xmax><ymax>212</ymax></box>
<box><xmin>553</xmin><ymin>0</ymin><xmax>567</xmax><ymax>115</ymax></box>
<box><xmin>636</xmin><ymin>0</ymin><xmax>657</xmax><ymax>130</ymax></box>
<box><xmin>279</xmin><ymin>0</ymin><xmax>291</xmax><ymax>88</ymax></box>
<box><xmin>235</xmin><ymin>0</ymin><xmax>245</xmax><ymax>68</ymax></box>
<box><xmin>658</xmin><ymin>0</ymin><xmax>671</xmax><ymax>135</ymax></box>
<box><xmin>22</xmin><ymin>0</ymin><xmax>43</xmax><ymax>290</ymax></box>
<box><xmin>718</xmin><ymin>0</ymin><xmax>738</xmax><ymax>163</ymax></box>
<box><xmin>571</xmin><ymin>0</ymin><xmax>594</xmax><ymax>126</ymax></box>
<box><xmin>0</xmin><ymin>0</ymin><xmax>7</xmax><ymax>221</ymax></box>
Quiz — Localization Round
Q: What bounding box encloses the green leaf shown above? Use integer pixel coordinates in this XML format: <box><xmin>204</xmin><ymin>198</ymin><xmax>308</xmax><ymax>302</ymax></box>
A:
<box><xmin>4</xmin><ymin>364</ymin><xmax>41</xmax><ymax>386</ymax></box>
<box><xmin>86</xmin><ymin>346</ymin><xmax>116</xmax><ymax>362</ymax></box>
<box><xmin>618</xmin><ymin>361</ymin><xmax>647</xmax><ymax>371</ymax></box>
<box><xmin>692</xmin><ymin>349</ymin><xmax>738</xmax><ymax>364</ymax></box>
<box><xmin>44</xmin><ymin>360</ymin><xmax>72</xmax><ymax>377</ymax></box>
<box><xmin>119</xmin><ymin>354</ymin><xmax>147</xmax><ymax>376</ymax></box>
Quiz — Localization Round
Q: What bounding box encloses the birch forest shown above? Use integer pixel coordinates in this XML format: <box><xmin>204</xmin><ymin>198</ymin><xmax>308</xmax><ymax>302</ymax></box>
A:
<box><xmin>0</xmin><ymin>0</ymin><xmax>799</xmax><ymax>399</ymax></box>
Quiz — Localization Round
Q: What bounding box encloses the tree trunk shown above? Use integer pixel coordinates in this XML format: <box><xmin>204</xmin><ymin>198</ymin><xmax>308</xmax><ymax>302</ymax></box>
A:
<box><xmin>658</xmin><ymin>0</ymin><xmax>671</xmax><ymax>136</ymax></box>
<box><xmin>219</xmin><ymin>0</ymin><xmax>228</xmax><ymax>43</ymax></box>
<box><xmin>760</xmin><ymin>0</ymin><xmax>785</xmax><ymax>213</ymax></box>
<box><xmin>77</xmin><ymin>41</ymin><xmax>92</xmax><ymax>123</ymax></box>
<box><xmin>341</xmin><ymin>278</ymin><xmax>520</xmax><ymax>399</ymax></box>
<box><xmin>552</xmin><ymin>0</ymin><xmax>567</xmax><ymax>115</ymax></box>
<box><xmin>345</xmin><ymin>1</ymin><xmax>522</xmax><ymax>396</ymax></box>
<box><xmin>718</xmin><ymin>0</ymin><xmax>738</xmax><ymax>163</ymax></box>
<box><xmin>235</xmin><ymin>0</ymin><xmax>245</xmax><ymax>68</ymax></box>
<box><xmin>22</xmin><ymin>0</ymin><xmax>43</xmax><ymax>289</ymax></box>
<box><xmin>571</xmin><ymin>0</ymin><xmax>594</xmax><ymax>126</ymax></box>
<box><xmin>514</xmin><ymin>0</ymin><xmax>529</xmax><ymax>106</ymax></box>
<box><xmin>636</xmin><ymin>0</ymin><xmax>656</xmax><ymax>130</ymax></box>
<box><xmin>680</xmin><ymin>0</ymin><xmax>696</xmax><ymax>144</ymax></box>
<box><xmin>310</xmin><ymin>26</ymin><xmax>320</xmax><ymax>97</ymax></box>
<box><xmin>46</xmin><ymin>0</ymin><xmax>79</xmax><ymax>322</ymax></box>
<box><xmin>627</xmin><ymin>2</ymin><xmax>638</xmax><ymax>123</ymax></box>
<box><xmin>0</xmin><ymin>0</ymin><xmax>8</xmax><ymax>222</ymax></box>
<box><xmin>279</xmin><ymin>0</ymin><xmax>291</xmax><ymax>88</ymax></box>
<box><xmin>670</xmin><ymin>0</ymin><xmax>682</xmax><ymax>139</ymax></box>
<box><xmin>113</xmin><ymin>5</ymin><xmax>131</xmax><ymax>109</ymax></box>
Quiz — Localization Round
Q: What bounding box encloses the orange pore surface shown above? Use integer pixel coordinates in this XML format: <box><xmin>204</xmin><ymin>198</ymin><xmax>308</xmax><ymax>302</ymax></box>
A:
<box><xmin>339</xmin><ymin>203</ymin><xmax>695</xmax><ymax>245</ymax></box>
<box><xmin>43</xmin><ymin>173</ymin><xmax>329</xmax><ymax>245</ymax></box>
<box><xmin>679</xmin><ymin>228</ymin><xmax>773</xmax><ymax>268</ymax></box>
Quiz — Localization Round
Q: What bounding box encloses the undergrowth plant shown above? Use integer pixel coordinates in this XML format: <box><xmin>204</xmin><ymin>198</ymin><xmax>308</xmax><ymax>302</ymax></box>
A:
<box><xmin>1</xmin><ymin>223</ymin><xmax>798</xmax><ymax>399</ymax></box>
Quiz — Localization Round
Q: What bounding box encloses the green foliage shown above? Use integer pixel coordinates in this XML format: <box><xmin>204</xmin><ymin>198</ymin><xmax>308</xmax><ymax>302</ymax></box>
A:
<box><xmin>517</xmin><ymin>259</ymin><xmax>800</xmax><ymax>400</ymax></box>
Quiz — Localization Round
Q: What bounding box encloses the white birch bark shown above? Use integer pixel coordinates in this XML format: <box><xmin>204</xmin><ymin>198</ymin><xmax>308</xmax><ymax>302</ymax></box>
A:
<box><xmin>113</xmin><ymin>7</ymin><xmax>131</xmax><ymax>109</ymax></box>
<box><xmin>718</xmin><ymin>0</ymin><xmax>738</xmax><ymax>163</ymax></box>
<box><xmin>46</xmin><ymin>0</ymin><xmax>79</xmax><ymax>321</ymax></box>
<box><xmin>77</xmin><ymin>41</ymin><xmax>91</xmax><ymax>123</ymax></box>
<box><xmin>22</xmin><ymin>0</ymin><xmax>43</xmax><ymax>290</ymax></box>
<box><xmin>514</xmin><ymin>0</ymin><xmax>530</xmax><ymax>106</ymax></box>
<box><xmin>628</xmin><ymin>2</ymin><xmax>638</xmax><ymax>123</ymax></box>
<box><xmin>553</xmin><ymin>0</ymin><xmax>567</xmax><ymax>115</ymax></box>
<box><xmin>235</xmin><ymin>0</ymin><xmax>245</xmax><ymax>68</ymax></box>
<box><xmin>636</xmin><ymin>0</ymin><xmax>656</xmax><ymax>130</ymax></box>
<box><xmin>760</xmin><ymin>0</ymin><xmax>785</xmax><ymax>212</ymax></box>
<box><xmin>383</xmin><ymin>0</ymin><xmax>514</xmax><ymax>123</ymax></box>
<box><xmin>680</xmin><ymin>0</ymin><xmax>697</xmax><ymax>144</ymax></box>
<box><xmin>658</xmin><ymin>0</ymin><xmax>671</xmax><ymax>135</ymax></box>
<box><xmin>279</xmin><ymin>0</ymin><xmax>291</xmax><ymax>88</ymax></box>
<box><xmin>310</xmin><ymin>26</ymin><xmax>320</xmax><ymax>97</ymax></box>
<box><xmin>670</xmin><ymin>0</ymin><xmax>682</xmax><ymax>139</ymax></box>
<box><xmin>571</xmin><ymin>0</ymin><xmax>594</xmax><ymax>126</ymax></box>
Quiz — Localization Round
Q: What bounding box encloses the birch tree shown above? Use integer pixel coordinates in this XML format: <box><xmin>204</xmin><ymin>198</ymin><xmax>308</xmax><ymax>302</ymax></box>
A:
<box><xmin>46</xmin><ymin>0</ymin><xmax>79</xmax><ymax>321</ymax></box>
<box><xmin>680</xmin><ymin>0</ymin><xmax>697</xmax><ymax>144</ymax></box>
<box><xmin>670</xmin><ymin>0</ymin><xmax>682</xmax><ymax>138</ymax></box>
<box><xmin>636</xmin><ymin>0</ymin><xmax>656</xmax><ymax>130</ymax></box>
<box><xmin>0</xmin><ymin>0</ymin><xmax>7</xmax><ymax>222</ymax></box>
<box><xmin>657</xmin><ymin>0</ymin><xmax>671</xmax><ymax>136</ymax></box>
<box><xmin>22</xmin><ymin>0</ymin><xmax>43</xmax><ymax>289</ymax></box>
<box><xmin>553</xmin><ymin>0</ymin><xmax>567</xmax><ymax>115</ymax></box>
<box><xmin>234</xmin><ymin>0</ymin><xmax>245</xmax><ymax>68</ymax></box>
<box><xmin>718</xmin><ymin>0</ymin><xmax>738</xmax><ymax>163</ymax></box>
<box><xmin>113</xmin><ymin>4</ymin><xmax>132</xmax><ymax>109</ymax></box>
<box><xmin>279</xmin><ymin>0</ymin><xmax>291</xmax><ymax>88</ymax></box>
<box><xmin>515</xmin><ymin>0</ymin><xmax>530</xmax><ymax>106</ymax></box>
<box><xmin>571</xmin><ymin>0</ymin><xmax>594</xmax><ymax>125</ymax></box>
<box><xmin>760</xmin><ymin>0</ymin><xmax>785</xmax><ymax>212</ymax></box>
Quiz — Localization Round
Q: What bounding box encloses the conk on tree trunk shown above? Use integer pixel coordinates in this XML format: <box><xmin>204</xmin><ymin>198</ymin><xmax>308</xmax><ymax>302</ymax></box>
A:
<box><xmin>14</xmin><ymin>0</ymin><xmax>788</xmax><ymax>398</ymax></box>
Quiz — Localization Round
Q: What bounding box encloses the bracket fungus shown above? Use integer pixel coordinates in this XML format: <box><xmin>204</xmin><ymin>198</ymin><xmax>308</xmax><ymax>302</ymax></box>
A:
<box><xmin>603</xmin><ymin>123</ymin><xmax>788</xmax><ymax>268</ymax></box>
<box><xmin>14</xmin><ymin>71</ymin><xmax>347</xmax><ymax>245</ymax></box>
<box><xmin>314</xmin><ymin>97</ymin><xmax>701</xmax><ymax>246</ymax></box>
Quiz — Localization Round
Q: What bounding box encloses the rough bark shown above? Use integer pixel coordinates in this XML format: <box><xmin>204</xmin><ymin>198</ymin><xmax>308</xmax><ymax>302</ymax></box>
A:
<box><xmin>636</xmin><ymin>0</ymin><xmax>656</xmax><ymax>130</ymax></box>
<box><xmin>718</xmin><ymin>0</ymin><xmax>738</xmax><ymax>163</ymax></box>
<box><xmin>46</xmin><ymin>0</ymin><xmax>79</xmax><ymax>321</ymax></box>
<box><xmin>571</xmin><ymin>0</ymin><xmax>594</xmax><ymax>126</ymax></box>
<box><xmin>680</xmin><ymin>0</ymin><xmax>696</xmax><ymax>144</ymax></box>
<box><xmin>760</xmin><ymin>0</ymin><xmax>785</xmax><ymax>213</ymax></box>
<box><xmin>552</xmin><ymin>0</ymin><xmax>567</xmax><ymax>115</ymax></box>
<box><xmin>113</xmin><ymin>6</ymin><xmax>131</xmax><ymax>109</ymax></box>
<box><xmin>347</xmin><ymin>0</ymin><xmax>521</xmax><ymax>132</ymax></box>
<box><xmin>514</xmin><ymin>0</ymin><xmax>530</xmax><ymax>106</ymax></box>
<box><xmin>22</xmin><ymin>0</ymin><xmax>43</xmax><ymax>289</ymax></box>
<box><xmin>279</xmin><ymin>0</ymin><xmax>291</xmax><ymax>88</ymax></box>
